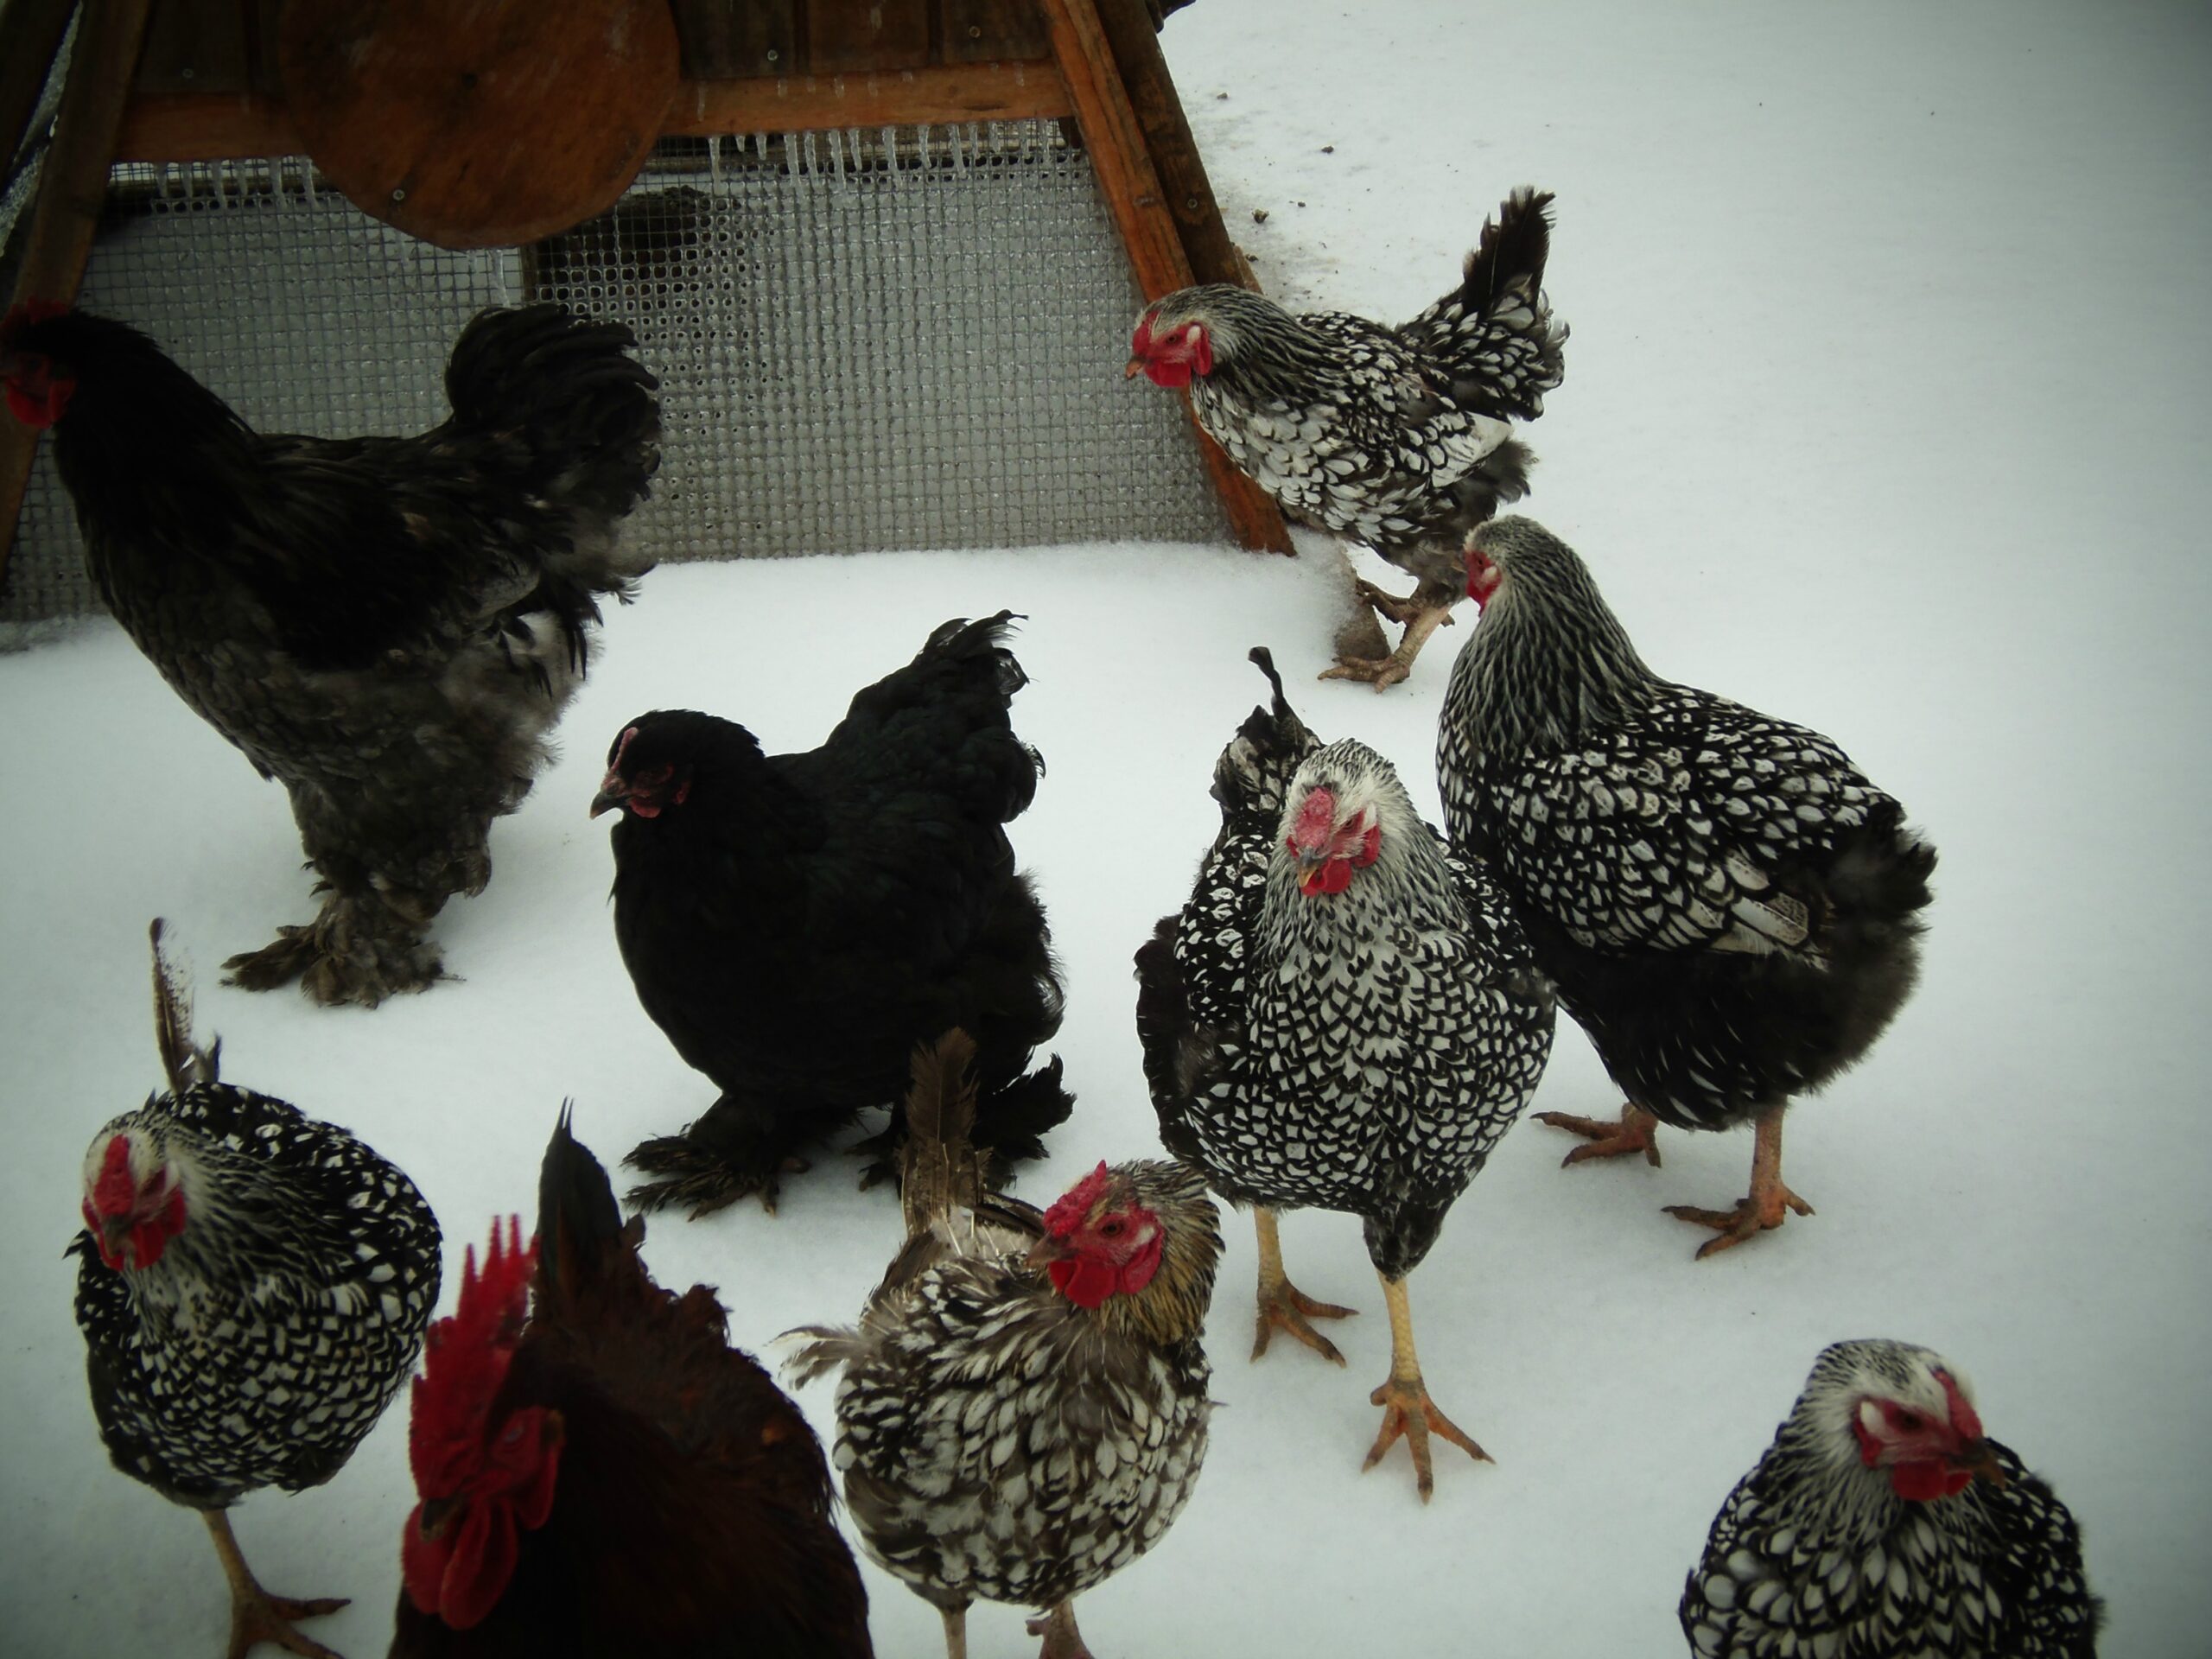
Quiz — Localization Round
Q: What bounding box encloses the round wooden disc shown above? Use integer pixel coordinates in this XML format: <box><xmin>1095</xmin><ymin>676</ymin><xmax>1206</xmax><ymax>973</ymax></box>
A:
<box><xmin>281</xmin><ymin>0</ymin><xmax>680</xmax><ymax>251</ymax></box>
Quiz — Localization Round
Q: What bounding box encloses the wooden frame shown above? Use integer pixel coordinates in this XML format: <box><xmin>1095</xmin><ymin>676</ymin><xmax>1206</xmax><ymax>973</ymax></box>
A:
<box><xmin>2</xmin><ymin>0</ymin><xmax>1288</xmax><ymax>584</ymax></box>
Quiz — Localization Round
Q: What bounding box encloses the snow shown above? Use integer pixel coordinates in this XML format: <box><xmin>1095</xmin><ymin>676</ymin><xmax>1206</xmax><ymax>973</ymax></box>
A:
<box><xmin>4</xmin><ymin>1</ymin><xmax>2209</xmax><ymax>1653</ymax></box>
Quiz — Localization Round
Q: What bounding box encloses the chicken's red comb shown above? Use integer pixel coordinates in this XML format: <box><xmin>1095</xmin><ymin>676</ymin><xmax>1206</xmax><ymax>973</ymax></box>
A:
<box><xmin>0</xmin><ymin>298</ymin><xmax>68</xmax><ymax>343</ymax></box>
<box><xmin>408</xmin><ymin>1217</ymin><xmax>537</xmax><ymax>1495</ymax></box>
<box><xmin>1043</xmin><ymin>1160</ymin><xmax>1116</xmax><ymax>1238</ymax></box>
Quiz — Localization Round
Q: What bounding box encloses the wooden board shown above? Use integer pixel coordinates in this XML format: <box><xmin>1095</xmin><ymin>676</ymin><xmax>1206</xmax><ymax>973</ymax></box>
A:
<box><xmin>279</xmin><ymin>0</ymin><xmax>681</xmax><ymax>250</ymax></box>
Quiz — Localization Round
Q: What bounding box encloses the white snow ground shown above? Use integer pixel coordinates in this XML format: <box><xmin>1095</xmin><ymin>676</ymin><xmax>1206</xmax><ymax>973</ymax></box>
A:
<box><xmin>4</xmin><ymin>1</ymin><xmax>2209</xmax><ymax>1654</ymax></box>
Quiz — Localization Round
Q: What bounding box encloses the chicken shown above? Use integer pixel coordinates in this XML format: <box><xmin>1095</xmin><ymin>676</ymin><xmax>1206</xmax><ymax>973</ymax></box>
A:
<box><xmin>592</xmin><ymin>613</ymin><xmax>1074</xmax><ymax>1217</ymax></box>
<box><xmin>1125</xmin><ymin>188</ymin><xmax>1567</xmax><ymax>688</ymax></box>
<box><xmin>0</xmin><ymin>301</ymin><xmax>660</xmax><ymax>1007</ymax></box>
<box><xmin>391</xmin><ymin>1112</ymin><xmax>873</xmax><ymax>1659</ymax></box>
<box><xmin>1135</xmin><ymin>649</ymin><xmax>1554</xmax><ymax>1498</ymax></box>
<box><xmin>1682</xmin><ymin>1340</ymin><xmax>2101</xmax><ymax>1657</ymax></box>
<box><xmin>72</xmin><ymin>921</ymin><xmax>440</xmax><ymax>1658</ymax></box>
<box><xmin>792</xmin><ymin>1032</ymin><xmax>1221</xmax><ymax>1659</ymax></box>
<box><xmin>1436</xmin><ymin>517</ymin><xmax>1936</xmax><ymax>1256</ymax></box>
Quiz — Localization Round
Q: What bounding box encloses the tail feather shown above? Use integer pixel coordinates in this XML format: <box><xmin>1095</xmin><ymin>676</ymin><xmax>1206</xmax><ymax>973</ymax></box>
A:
<box><xmin>444</xmin><ymin>302</ymin><xmax>663</xmax><ymax>524</ymax></box>
<box><xmin>1407</xmin><ymin>186</ymin><xmax>1568</xmax><ymax>420</ymax></box>
<box><xmin>837</xmin><ymin>611</ymin><xmax>1044</xmax><ymax>825</ymax></box>
<box><xmin>1211</xmin><ymin>646</ymin><xmax>1322</xmax><ymax>829</ymax></box>
<box><xmin>148</xmin><ymin>918</ymin><xmax>219</xmax><ymax>1094</ymax></box>
<box><xmin>535</xmin><ymin>1105</ymin><xmax>641</xmax><ymax>1318</ymax></box>
<box><xmin>899</xmin><ymin>1031</ymin><xmax>987</xmax><ymax>1242</ymax></box>
<box><xmin>970</xmin><ymin>1054</ymin><xmax>1075</xmax><ymax>1179</ymax></box>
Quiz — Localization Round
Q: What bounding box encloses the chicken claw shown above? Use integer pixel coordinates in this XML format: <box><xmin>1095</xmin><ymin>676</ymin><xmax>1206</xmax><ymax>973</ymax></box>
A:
<box><xmin>1253</xmin><ymin>1276</ymin><xmax>1357</xmax><ymax>1364</ymax></box>
<box><xmin>1362</xmin><ymin>1371</ymin><xmax>1491</xmax><ymax>1503</ymax></box>
<box><xmin>1534</xmin><ymin>1102</ymin><xmax>1662</xmax><ymax>1166</ymax></box>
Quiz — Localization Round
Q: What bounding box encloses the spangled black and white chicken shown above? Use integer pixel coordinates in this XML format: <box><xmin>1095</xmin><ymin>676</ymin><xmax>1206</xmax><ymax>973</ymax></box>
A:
<box><xmin>1682</xmin><ymin>1340</ymin><xmax>2101</xmax><ymax>1657</ymax></box>
<box><xmin>1436</xmin><ymin>518</ymin><xmax>1936</xmax><ymax>1255</ymax></box>
<box><xmin>72</xmin><ymin>924</ymin><xmax>440</xmax><ymax>1658</ymax></box>
<box><xmin>1135</xmin><ymin>650</ymin><xmax>1554</xmax><ymax>1498</ymax></box>
<box><xmin>1126</xmin><ymin>189</ymin><xmax>1567</xmax><ymax>688</ymax></box>
<box><xmin>792</xmin><ymin>1033</ymin><xmax>1221</xmax><ymax>1659</ymax></box>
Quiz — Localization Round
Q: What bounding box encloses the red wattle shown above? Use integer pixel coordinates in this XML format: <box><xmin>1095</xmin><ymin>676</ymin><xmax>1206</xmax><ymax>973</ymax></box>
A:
<box><xmin>1143</xmin><ymin>358</ymin><xmax>1192</xmax><ymax>390</ymax></box>
<box><xmin>1300</xmin><ymin>859</ymin><xmax>1353</xmax><ymax>897</ymax></box>
<box><xmin>1890</xmin><ymin>1459</ymin><xmax>1974</xmax><ymax>1503</ymax></box>
<box><xmin>1050</xmin><ymin>1255</ymin><xmax>1118</xmax><ymax>1309</ymax></box>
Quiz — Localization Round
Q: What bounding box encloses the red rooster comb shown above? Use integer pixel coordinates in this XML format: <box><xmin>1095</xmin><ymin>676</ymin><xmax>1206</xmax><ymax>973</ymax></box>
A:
<box><xmin>1043</xmin><ymin>1161</ymin><xmax>1116</xmax><ymax>1238</ymax></box>
<box><xmin>408</xmin><ymin>1217</ymin><xmax>537</xmax><ymax>1498</ymax></box>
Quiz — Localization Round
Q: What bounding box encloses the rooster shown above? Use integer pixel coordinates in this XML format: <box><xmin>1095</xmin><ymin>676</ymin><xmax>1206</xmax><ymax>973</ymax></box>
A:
<box><xmin>72</xmin><ymin>922</ymin><xmax>440</xmax><ymax>1658</ymax></box>
<box><xmin>592</xmin><ymin>612</ymin><xmax>1074</xmax><ymax>1217</ymax></box>
<box><xmin>1436</xmin><ymin>517</ymin><xmax>1936</xmax><ymax>1255</ymax></box>
<box><xmin>1</xmin><ymin>301</ymin><xmax>660</xmax><ymax>1006</ymax></box>
<box><xmin>391</xmin><ymin>1112</ymin><xmax>874</xmax><ymax>1658</ymax></box>
<box><xmin>1126</xmin><ymin>188</ymin><xmax>1567</xmax><ymax>688</ymax></box>
<box><xmin>1682</xmin><ymin>1340</ymin><xmax>2101</xmax><ymax>1657</ymax></box>
<box><xmin>1136</xmin><ymin>650</ymin><xmax>1554</xmax><ymax>1498</ymax></box>
<box><xmin>792</xmin><ymin>1032</ymin><xmax>1221</xmax><ymax>1659</ymax></box>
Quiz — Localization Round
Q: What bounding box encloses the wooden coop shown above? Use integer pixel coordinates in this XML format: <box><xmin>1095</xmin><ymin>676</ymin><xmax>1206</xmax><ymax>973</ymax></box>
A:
<box><xmin>0</xmin><ymin>0</ymin><xmax>1288</xmax><ymax>623</ymax></box>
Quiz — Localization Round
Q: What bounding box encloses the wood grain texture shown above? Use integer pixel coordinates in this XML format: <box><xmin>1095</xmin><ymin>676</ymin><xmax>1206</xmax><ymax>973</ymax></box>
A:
<box><xmin>670</xmin><ymin>0</ymin><xmax>798</xmax><ymax>79</ymax></box>
<box><xmin>806</xmin><ymin>0</ymin><xmax>928</xmax><ymax>74</ymax></box>
<box><xmin>942</xmin><ymin>0</ymin><xmax>1050</xmax><ymax>65</ymax></box>
<box><xmin>134</xmin><ymin>0</ymin><xmax>250</xmax><ymax>97</ymax></box>
<box><xmin>0</xmin><ymin>0</ymin><xmax>156</xmax><ymax>593</ymax></box>
<box><xmin>278</xmin><ymin>0</ymin><xmax>681</xmax><ymax>250</ymax></box>
<box><xmin>667</xmin><ymin>59</ymin><xmax>1067</xmax><ymax>133</ymax></box>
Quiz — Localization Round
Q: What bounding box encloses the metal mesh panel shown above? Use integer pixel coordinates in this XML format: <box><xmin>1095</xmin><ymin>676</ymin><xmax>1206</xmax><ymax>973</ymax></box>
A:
<box><xmin>6</xmin><ymin>122</ymin><xmax>1224</xmax><ymax>622</ymax></box>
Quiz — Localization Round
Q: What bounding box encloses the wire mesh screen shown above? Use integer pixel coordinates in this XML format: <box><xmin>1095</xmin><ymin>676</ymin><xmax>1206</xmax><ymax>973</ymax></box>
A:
<box><xmin>6</xmin><ymin>121</ymin><xmax>1226</xmax><ymax>623</ymax></box>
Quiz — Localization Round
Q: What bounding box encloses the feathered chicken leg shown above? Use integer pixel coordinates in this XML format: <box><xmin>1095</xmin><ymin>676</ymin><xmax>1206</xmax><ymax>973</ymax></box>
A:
<box><xmin>1321</xmin><ymin>576</ymin><xmax>1461</xmax><ymax>691</ymax></box>
<box><xmin>1250</xmin><ymin>1207</ymin><xmax>1357</xmax><ymax>1363</ymax></box>
<box><xmin>222</xmin><ymin>884</ymin><xmax>447</xmax><ymax>1008</ymax></box>
<box><xmin>1361</xmin><ymin>1274</ymin><xmax>1490</xmax><ymax>1502</ymax></box>
<box><xmin>201</xmin><ymin>1509</ymin><xmax>346</xmax><ymax>1659</ymax></box>
<box><xmin>1024</xmin><ymin>1599</ymin><xmax>1094</xmax><ymax>1659</ymax></box>
<box><xmin>1534</xmin><ymin>1100</ymin><xmax>1663</xmax><ymax>1166</ymax></box>
<box><xmin>1664</xmin><ymin>1105</ymin><xmax>1815</xmax><ymax>1259</ymax></box>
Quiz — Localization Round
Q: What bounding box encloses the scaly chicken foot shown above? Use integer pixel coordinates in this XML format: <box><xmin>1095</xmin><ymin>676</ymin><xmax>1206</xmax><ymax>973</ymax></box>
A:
<box><xmin>1025</xmin><ymin>1600</ymin><xmax>1096</xmax><ymax>1659</ymax></box>
<box><xmin>201</xmin><ymin>1510</ymin><xmax>348</xmax><ymax>1659</ymax></box>
<box><xmin>1534</xmin><ymin>1101</ymin><xmax>1663</xmax><ymax>1167</ymax></box>
<box><xmin>1360</xmin><ymin>1275</ymin><xmax>1490</xmax><ymax>1502</ymax></box>
<box><xmin>1250</xmin><ymin>1207</ymin><xmax>1356</xmax><ymax>1363</ymax></box>
<box><xmin>1663</xmin><ymin>1106</ymin><xmax>1813</xmax><ymax>1259</ymax></box>
<box><xmin>1321</xmin><ymin>578</ymin><xmax>1459</xmax><ymax>690</ymax></box>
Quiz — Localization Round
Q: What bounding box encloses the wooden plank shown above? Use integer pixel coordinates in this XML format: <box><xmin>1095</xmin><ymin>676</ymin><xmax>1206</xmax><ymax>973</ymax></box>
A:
<box><xmin>111</xmin><ymin>90</ymin><xmax>296</xmax><ymax>161</ymax></box>
<box><xmin>134</xmin><ymin>0</ymin><xmax>249</xmax><ymax>97</ymax></box>
<box><xmin>1036</xmin><ymin>0</ymin><xmax>1290</xmax><ymax>552</ymax></box>
<box><xmin>0</xmin><ymin>0</ymin><xmax>79</xmax><ymax>178</ymax></box>
<box><xmin>667</xmin><ymin>60</ymin><xmax>1068</xmax><ymax>134</ymax></box>
<box><xmin>1091</xmin><ymin>0</ymin><xmax>1246</xmax><ymax>289</ymax></box>
<box><xmin>805</xmin><ymin>0</ymin><xmax>928</xmax><ymax>75</ymax></box>
<box><xmin>670</xmin><ymin>0</ymin><xmax>798</xmax><ymax>79</ymax></box>
<box><xmin>941</xmin><ymin>0</ymin><xmax>1048</xmax><ymax>66</ymax></box>
<box><xmin>0</xmin><ymin>0</ymin><xmax>155</xmax><ymax>594</ymax></box>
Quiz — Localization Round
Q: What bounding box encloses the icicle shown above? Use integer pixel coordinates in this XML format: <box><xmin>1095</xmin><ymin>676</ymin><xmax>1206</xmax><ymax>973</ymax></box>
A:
<box><xmin>708</xmin><ymin>134</ymin><xmax>721</xmax><ymax>183</ymax></box>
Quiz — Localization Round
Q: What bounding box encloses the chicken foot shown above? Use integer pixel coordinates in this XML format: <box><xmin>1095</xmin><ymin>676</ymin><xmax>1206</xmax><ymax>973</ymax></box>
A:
<box><xmin>201</xmin><ymin>1509</ymin><xmax>347</xmax><ymax>1659</ymax></box>
<box><xmin>1664</xmin><ymin>1105</ymin><xmax>1814</xmax><ymax>1259</ymax></box>
<box><xmin>1534</xmin><ymin>1101</ymin><xmax>1664</xmax><ymax>1167</ymax></box>
<box><xmin>1321</xmin><ymin>576</ymin><xmax>1460</xmax><ymax>691</ymax></box>
<box><xmin>1025</xmin><ymin>1599</ymin><xmax>1096</xmax><ymax>1659</ymax></box>
<box><xmin>1250</xmin><ymin>1207</ymin><xmax>1357</xmax><ymax>1363</ymax></box>
<box><xmin>222</xmin><ymin>886</ymin><xmax>445</xmax><ymax>1008</ymax></box>
<box><xmin>1360</xmin><ymin>1274</ymin><xmax>1490</xmax><ymax>1502</ymax></box>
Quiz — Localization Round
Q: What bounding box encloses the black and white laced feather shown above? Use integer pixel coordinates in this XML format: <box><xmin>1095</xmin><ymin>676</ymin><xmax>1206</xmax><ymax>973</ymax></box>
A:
<box><xmin>1682</xmin><ymin>1340</ymin><xmax>2101</xmax><ymax>1659</ymax></box>
<box><xmin>1141</xmin><ymin>652</ymin><xmax>1554</xmax><ymax>1278</ymax></box>
<box><xmin>72</xmin><ymin>1082</ymin><xmax>442</xmax><ymax>1510</ymax></box>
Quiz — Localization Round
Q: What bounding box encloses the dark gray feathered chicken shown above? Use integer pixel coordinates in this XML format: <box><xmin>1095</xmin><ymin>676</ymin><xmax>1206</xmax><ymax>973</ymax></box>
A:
<box><xmin>1126</xmin><ymin>189</ymin><xmax>1567</xmax><ymax>688</ymax></box>
<box><xmin>1</xmin><ymin>302</ymin><xmax>660</xmax><ymax>1006</ymax></box>
<box><xmin>792</xmin><ymin>1033</ymin><xmax>1221</xmax><ymax>1659</ymax></box>
<box><xmin>1436</xmin><ymin>517</ymin><xmax>1936</xmax><ymax>1256</ymax></box>
<box><xmin>72</xmin><ymin>923</ymin><xmax>440</xmax><ymax>1658</ymax></box>
<box><xmin>1135</xmin><ymin>650</ymin><xmax>1554</xmax><ymax>1499</ymax></box>
<box><xmin>1682</xmin><ymin>1340</ymin><xmax>2101</xmax><ymax>1658</ymax></box>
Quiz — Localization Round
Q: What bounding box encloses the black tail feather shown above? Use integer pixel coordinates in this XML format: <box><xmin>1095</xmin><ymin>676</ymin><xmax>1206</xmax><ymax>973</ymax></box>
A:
<box><xmin>537</xmin><ymin>1105</ymin><xmax>638</xmax><ymax>1312</ymax></box>
<box><xmin>972</xmin><ymin>1055</ymin><xmax>1075</xmax><ymax>1179</ymax></box>
<box><xmin>1459</xmin><ymin>187</ymin><xmax>1556</xmax><ymax>315</ymax></box>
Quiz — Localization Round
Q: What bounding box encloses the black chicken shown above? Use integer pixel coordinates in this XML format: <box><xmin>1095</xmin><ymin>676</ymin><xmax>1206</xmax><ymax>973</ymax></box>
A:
<box><xmin>1136</xmin><ymin>651</ymin><xmax>1554</xmax><ymax>1498</ymax></box>
<box><xmin>792</xmin><ymin>1033</ymin><xmax>1220</xmax><ymax>1659</ymax></box>
<box><xmin>1</xmin><ymin>301</ymin><xmax>660</xmax><ymax>1006</ymax></box>
<box><xmin>1682</xmin><ymin>1340</ymin><xmax>2101</xmax><ymax>1657</ymax></box>
<box><xmin>391</xmin><ymin>1113</ymin><xmax>874</xmax><ymax>1658</ymax></box>
<box><xmin>1436</xmin><ymin>518</ymin><xmax>1936</xmax><ymax>1255</ymax></box>
<box><xmin>592</xmin><ymin>613</ymin><xmax>1075</xmax><ymax>1217</ymax></box>
<box><xmin>1126</xmin><ymin>188</ymin><xmax>1567</xmax><ymax>688</ymax></box>
<box><xmin>73</xmin><ymin>923</ymin><xmax>440</xmax><ymax>1658</ymax></box>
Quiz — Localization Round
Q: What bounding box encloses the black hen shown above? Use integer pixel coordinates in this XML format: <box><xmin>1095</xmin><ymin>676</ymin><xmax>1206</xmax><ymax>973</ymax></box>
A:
<box><xmin>1127</xmin><ymin>188</ymin><xmax>1567</xmax><ymax>688</ymax></box>
<box><xmin>594</xmin><ymin>613</ymin><xmax>1074</xmax><ymax>1217</ymax></box>
<box><xmin>1436</xmin><ymin>517</ymin><xmax>1936</xmax><ymax>1256</ymax></box>
<box><xmin>1</xmin><ymin>301</ymin><xmax>660</xmax><ymax>1006</ymax></box>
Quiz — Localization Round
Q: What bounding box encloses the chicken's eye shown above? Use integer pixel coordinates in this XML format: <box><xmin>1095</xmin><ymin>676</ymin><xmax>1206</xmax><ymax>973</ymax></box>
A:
<box><xmin>1893</xmin><ymin>1410</ymin><xmax>1923</xmax><ymax>1432</ymax></box>
<box><xmin>1098</xmin><ymin>1217</ymin><xmax>1125</xmax><ymax>1237</ymax></box>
